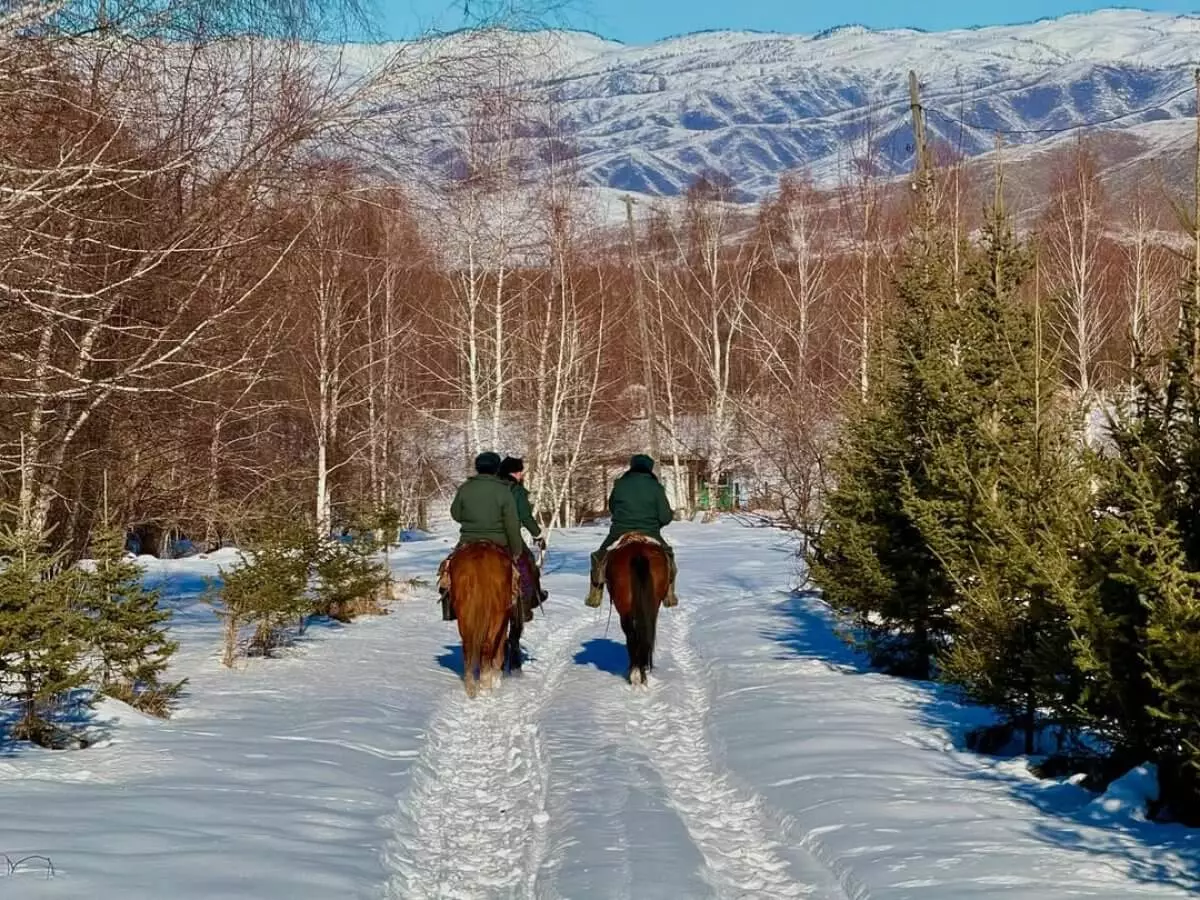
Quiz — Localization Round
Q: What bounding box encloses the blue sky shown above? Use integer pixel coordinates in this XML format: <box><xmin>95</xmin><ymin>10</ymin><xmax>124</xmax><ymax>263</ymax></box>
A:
<box><xmin>379</xmin><ymin>1</ymin><xmax>1199</xmax><ymax>42</ymax></box>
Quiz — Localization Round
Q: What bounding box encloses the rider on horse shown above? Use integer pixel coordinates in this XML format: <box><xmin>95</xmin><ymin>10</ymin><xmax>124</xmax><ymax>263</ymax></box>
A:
<box><xmin>586</xmin><ymin>454</ymin><xmax>678</xmax><ymax>609</ymax></box>
<box><xmin>439</xmin><ymin>451</ymin><xmax>524</xmax><ymax>621</ymax></box>
<box><xmin>498</xmin><ymin>456</ymin><xmax>548</xmax><ymax>618</ymax></box>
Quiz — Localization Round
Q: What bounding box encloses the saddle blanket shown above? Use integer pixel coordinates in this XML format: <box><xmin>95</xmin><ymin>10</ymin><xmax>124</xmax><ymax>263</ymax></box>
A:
<box><xmin>437</xmin><ymin>542</ymin><xmax>525</xmax><ymax>610</ymax></box>
<box><xmin>610</xmin><ymin>532</ymin><xmax>662</xmax><ymax>552</ymax></box>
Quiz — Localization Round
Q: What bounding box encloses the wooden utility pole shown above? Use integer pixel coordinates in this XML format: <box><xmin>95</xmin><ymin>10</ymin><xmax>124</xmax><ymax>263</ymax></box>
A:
<box><xmin>1193</xmin><ymin>67</ymin><xmax>1199</xmax><ymax>329</ymax></box>
<box><xmin>908</xmin><ymin>70</ymin><xmax>934</xmax><ymax>222</ymax></box>
<box><xmin>993</xmin><ymin>133</ymin><xmax>1005</xmax><ymax>212</ymax></box>
<box><xmin>621</xmin><ymin>194</ymin><xmax>660</xmax><ymax>459</ymax></box>
<box><xmin>909</xmin><ymin>70</ymin><xmax>928</xmax><ymax>177</ymax></box>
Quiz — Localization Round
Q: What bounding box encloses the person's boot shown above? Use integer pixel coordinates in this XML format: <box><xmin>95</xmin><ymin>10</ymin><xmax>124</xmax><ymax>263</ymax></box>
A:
<box><xmin>663</xmin><ymin>554</ymin><xmax>679</xmax><ymax>608</ymax></box>
<box><xmin>439</xmin><ymin>588</ymin><xmax>455</xmax><ymax>621</ymax></box>
<box><xmin>586</xmin><ymin>550</ymin><xmax>605</xmax><ymax>608</ymax></box>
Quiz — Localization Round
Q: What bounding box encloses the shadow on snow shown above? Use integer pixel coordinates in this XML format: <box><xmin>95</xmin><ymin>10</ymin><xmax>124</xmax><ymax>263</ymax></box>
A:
<box><xmin>764</xmin><ymin>589</ymin><xmax>1200</xmax><ymax>892</ymax></box>
<box><xmin>436</xmin><ymin>644</ymin><xmax>465</xmax><ymax>677</ymax></box>
<box><xmin>436</xmin><ymin>642</ymin><xmax>531</xmax><ymax>679</ymax></box>
<box><xmin>573</xmin><ymin>638</ymin><xmax>630</xmax><ymax>679</ymax></box>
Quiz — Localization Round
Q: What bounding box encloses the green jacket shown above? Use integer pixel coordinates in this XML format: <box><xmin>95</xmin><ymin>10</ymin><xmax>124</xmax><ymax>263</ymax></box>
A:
<box><xmin>510</xmin><ymin>481</ymin><xmax>542</xmax><ymax>540</ymax></box>
<box><xmin>605</xmin><ymin>470</ymin><xmax>674</xmax><ymax>544</ymax></box>
<box><xmin>450</xmin><ymin>474</ymin><xmax>523</xmax><ymax>557</ymax></box>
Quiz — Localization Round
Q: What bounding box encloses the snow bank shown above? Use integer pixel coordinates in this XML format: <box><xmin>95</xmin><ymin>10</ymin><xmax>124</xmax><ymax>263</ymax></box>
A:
<box><xmin>1088</xmin><ymin>764</ymin><xmax>1160</xmax><ymax>825</ymax></box>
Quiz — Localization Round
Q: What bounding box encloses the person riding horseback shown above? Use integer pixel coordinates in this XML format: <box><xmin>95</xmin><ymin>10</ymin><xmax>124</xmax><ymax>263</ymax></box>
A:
<box><xmin>586</xmin><ymin>453</ymin><xmax>678</xmax><ymax>609</ymax></box>
<box><xmin>498</xmin><ymin>456</ymin><xmax>548</xmax><ymax>620</ymax></box>
<box><xmin>439</xmin><ymin>451</ymin><xmax>524</xmax><ymax>621</ymax></box>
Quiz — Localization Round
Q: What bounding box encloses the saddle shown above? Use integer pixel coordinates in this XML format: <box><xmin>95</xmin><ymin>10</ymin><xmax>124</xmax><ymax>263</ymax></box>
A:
<box><xmin>438</xmin><ymin>542</ymin><xmax>522</xmax><ymax>613</ymax></box>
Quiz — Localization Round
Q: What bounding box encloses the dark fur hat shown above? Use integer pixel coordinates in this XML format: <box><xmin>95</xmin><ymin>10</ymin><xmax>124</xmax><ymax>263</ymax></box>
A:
<box><xmin>474</xmin><ymin>451</ymin><xmax>502</xmax><ymax>475</ymax></box>
<box><xmin>630</xmin><ymin>453</ymin><xmax>655</xmax><ymax>473</ymax></box>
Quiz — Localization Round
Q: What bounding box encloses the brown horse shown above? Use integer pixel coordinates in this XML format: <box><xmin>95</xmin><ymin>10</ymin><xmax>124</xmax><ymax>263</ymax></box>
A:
<box><xmin>604</xmin><ymin>535</ymin><xmax>669</xmax><ymax>686</ymax></box>
<box><xmin>447</xmin><ymin>542</ymin><xmax>523</xmax><ymax>698</ymax></box>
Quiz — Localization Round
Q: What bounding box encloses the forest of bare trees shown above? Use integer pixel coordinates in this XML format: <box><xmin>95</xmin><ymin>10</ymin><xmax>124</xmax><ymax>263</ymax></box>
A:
<box><xmin>0</xmin><ymin>1</ymin><xmax>1190</xmax><ymax>567</ymax></box>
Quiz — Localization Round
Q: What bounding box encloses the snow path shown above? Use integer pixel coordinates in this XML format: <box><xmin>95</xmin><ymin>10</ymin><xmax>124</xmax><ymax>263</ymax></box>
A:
<box><xmin>384</xmin><ymin>605</ymin><xmax>592</xmax><ymax>899</ymax></box>
<box><xmin>384</xmin><ymin>531</ymin><xmax>841</xmax><ymax>900</ymax></box>
<box><xmin>624</xmin><ymin>604</ymin><xmax>830</xmax><ymax>899</ymax></box>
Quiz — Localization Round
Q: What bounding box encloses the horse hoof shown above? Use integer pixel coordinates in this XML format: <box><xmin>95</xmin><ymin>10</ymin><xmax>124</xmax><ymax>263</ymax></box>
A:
<box><xmin>628</xmin><ymin>668</ymin><xmax>645</xmax><ymax>687</ymax></box>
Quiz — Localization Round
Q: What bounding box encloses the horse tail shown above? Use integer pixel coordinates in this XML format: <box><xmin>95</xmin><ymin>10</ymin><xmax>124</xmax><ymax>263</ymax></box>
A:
<box><xmin>451</xmin><ymin>543</ymin><xmax>510</xmax><ymax>696</ymax></box>
<box><xmin>630</xmin><ymin>551</ymin><xmax>657</xmax><ymax>674</ymax></box>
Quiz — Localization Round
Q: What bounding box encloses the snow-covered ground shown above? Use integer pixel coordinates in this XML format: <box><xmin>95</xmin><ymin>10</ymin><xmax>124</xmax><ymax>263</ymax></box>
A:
<box><xmin>0</xmin><ymin>521</ymin><xmax>1196</xmax><ymax>898</ymax></box>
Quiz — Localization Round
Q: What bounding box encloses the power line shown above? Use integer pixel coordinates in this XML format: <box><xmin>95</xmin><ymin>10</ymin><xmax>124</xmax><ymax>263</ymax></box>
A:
<box><xmin>924</xmin><ymin>82</ymin><xmax>1197</xmax><ymax>137</ymax></box>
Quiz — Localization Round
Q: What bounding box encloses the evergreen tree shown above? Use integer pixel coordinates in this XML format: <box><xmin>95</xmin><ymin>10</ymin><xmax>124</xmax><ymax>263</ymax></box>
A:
<box><xmin>84</xmin><ymin>519</ymin><xmax>182</xmax><ymax>715</ymax></box>
<box><xmin>0</xmin><ymin>522</ymin><xmax>90</xmax><ymax>747</ymax></box>
<box><xmin>313</xmin><ymin>533</ymin><xmax>388</xmax><ymax>622</ymax></box>
<box><xmin>809</xmin><ymin>201</ymin><xmax>966</xmax><ymax>678</ymax></box>
<box><xmin>1143</xmin><ymin>547</ymin><xmax>1200</xmax><ymax>822</ymax></box>
<box><xmin>212</xmin><ymin>521</ymin><xmax>316</xmax><ymax>666</ymax></box>
<box><xmin>1074</xmin><ymin>270</ymin><xmax>1200</xmax><ymax>818</ymax></box>
<box><xmin>1075</xmin><ymin>457</ymin><xmax>1189</xmax><ymax>766</ymax></box>
<box><xmin>909</xmin><ymin>200</ymin><xmax>1089</xmax><ymax>751</ymax></box>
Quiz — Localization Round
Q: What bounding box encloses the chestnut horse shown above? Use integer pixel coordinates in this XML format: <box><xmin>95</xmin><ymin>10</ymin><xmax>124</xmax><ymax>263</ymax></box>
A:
<box><xmin>604</xmin><ymin>535</ymin><xmax>670</xmax><ymax>685</ymax></box>
<box><xmin>447</xmin><ymin>542</ymin><xmax>523</xmax><ymax>698</ymax></box>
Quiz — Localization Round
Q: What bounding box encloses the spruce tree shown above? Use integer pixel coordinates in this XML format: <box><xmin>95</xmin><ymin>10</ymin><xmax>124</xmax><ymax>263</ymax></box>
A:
<box><xmin>909</xmin><ymin>200</ymin><xmax>1088</xmax><ymax>751</ymax></box>
<box><xmin>809</xmin><ymin>195</ymin><xmax>965</xmax><ymax>678</ymax></box>
<box><xmin>0</xmin><ymin>522</ymin><xmax>90</xmax><ymax>747</ymax></box>
<box><xmin>211</xmin><ymin>519</ymin><xmax>316</xmax><ymax>665</ymax></box>
<box><xmin>1143</xmin><ymin>549</ymin><xmax>1200</xmax><ymax>822</ymax></box>
<box><xmin>1074</xmin><ymin>269</ymin><xmax>1200</xmax><ymax>817</ymax></box>
<box><xmin>84</xmin><ymin>519</ymin><xmax>182</xmax><ymax>715</ymax></box>
<box><xmin>1075</xmin><ymin>457</ymin><xmax>1189</xmax><ymax>767</ymax></box>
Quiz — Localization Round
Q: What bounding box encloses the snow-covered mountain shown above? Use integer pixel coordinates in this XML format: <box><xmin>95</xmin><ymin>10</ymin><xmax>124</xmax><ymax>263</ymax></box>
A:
<box><xmin>490</xmin><ymin>9</ymin><xmax>1200</xmax><ymax>201</ymax></box>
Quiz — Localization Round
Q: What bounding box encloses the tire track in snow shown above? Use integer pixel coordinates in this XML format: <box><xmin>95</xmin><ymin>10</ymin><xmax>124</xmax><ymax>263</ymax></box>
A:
<box><xmin>625</xmin><ymin>606</ymin><xmax>849</xmax><ymax>900</ymax></box>
<box><xmin>383</xmin><ymin>609</ymin><xmax>587</xmax><ymax>899</ymax></box>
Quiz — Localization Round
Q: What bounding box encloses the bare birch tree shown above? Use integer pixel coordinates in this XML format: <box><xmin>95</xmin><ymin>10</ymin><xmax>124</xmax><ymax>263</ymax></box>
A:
<box><xmin>744</xmin><ymin>173</ymin><xmax>839</xmax><ymax>529</ymax></box>
<box><xmin>649</xmin><ymin>176</ymin><xmax>758</xmax><ymax>513</ymax></box>
<box><xmin>838</xmin><ymin>106</ymin><xmax>886</xmax><ymax>399</ymax></box>
<box><xmin>1043</xmin><ymin>139</ymin><xmax>1114</xmax><ymax>410</ymax></box>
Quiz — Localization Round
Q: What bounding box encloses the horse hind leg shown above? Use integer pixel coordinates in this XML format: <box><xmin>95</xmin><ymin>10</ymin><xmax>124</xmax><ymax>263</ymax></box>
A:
<box><xmin>482</xmin><ymin>642</ymin><xmax>503</xmax><ymax>692</ymax></box>
<box><xmin>643</xmin><ymin>612</ymin><xmax>659</xmax><ymax>679</ymax></box>
<box><xmin>619</xmin><ymin>614</ymin><xmax>643</xmax><ymax>686</ymax></box>
<box><xmin>631</xmin><ymin>646</ymin><xmax>650</xmax><ymax>688</ymax></box>
<box><xmin>480</xmin><ymin>616</ymin><xmax>508</xmax><ymax>694</ymax></box>
<box><xmin>632</xmin><ymin>622</ymin><xmax>655</xmax><ymax>687</ymax></box>
<box><xmin>462</xmin><ymin>629</ymin><xmax>483</xmax><ymax>699</ymax></box>
<box><xmin>463</xmin><ymin>659</ymin><xmax>480</xmax><ymax>698</ymax></box>
<box><xmin>479</xmin><ymin>665</ymin><xmax>498</xmax><ymax>693</ymax></box>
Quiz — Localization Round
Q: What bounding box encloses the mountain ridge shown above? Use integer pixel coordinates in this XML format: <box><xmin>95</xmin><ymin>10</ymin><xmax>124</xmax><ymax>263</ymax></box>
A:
<box><xmin>521</xmin><ymin>7</ymin><xmax>1199</xmax><ymax>49</ymax></box>
<box><xmin>446</xmin><ymin>9</ymin><xmax>1200</xmax><ymax>202</ymax></box>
